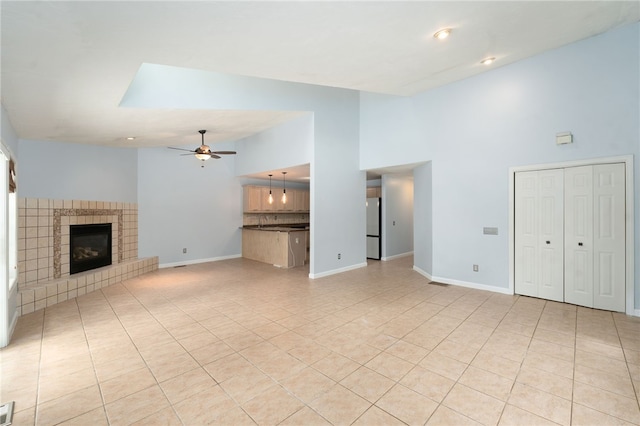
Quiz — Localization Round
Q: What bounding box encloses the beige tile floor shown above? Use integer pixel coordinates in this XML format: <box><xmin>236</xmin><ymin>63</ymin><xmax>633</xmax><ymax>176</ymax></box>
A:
<box><xmin>2</xmin><ymin>256</ymin><xmax>640</xmax><ymax>425</ymax></box>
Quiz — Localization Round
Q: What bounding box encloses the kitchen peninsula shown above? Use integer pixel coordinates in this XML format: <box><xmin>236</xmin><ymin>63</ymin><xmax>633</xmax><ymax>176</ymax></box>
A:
<box><xmin>242</xmin><ymin>225</ymin><xmax>308</xmax><ymax>268</ymax></box>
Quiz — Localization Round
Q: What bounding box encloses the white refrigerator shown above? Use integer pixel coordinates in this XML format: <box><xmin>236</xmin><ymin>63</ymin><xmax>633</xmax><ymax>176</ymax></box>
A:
<box><xmin>366</xmin><ymin>197</ymin><xmax>381</xmax><ymax>259</ymax></box>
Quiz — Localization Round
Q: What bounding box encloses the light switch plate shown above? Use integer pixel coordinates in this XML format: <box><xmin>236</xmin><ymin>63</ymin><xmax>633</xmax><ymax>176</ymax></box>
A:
<box><xmin>556</xmin><ymin>131</ymin><xmax>573</xmax><ymax>145</ymax></box>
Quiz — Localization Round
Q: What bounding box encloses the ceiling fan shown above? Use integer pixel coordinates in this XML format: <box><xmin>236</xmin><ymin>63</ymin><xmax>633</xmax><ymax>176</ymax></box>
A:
<box><xmin>168</xmin><ymin>130</ymin><xmax>236</xmax><ymax>166</ymax></box>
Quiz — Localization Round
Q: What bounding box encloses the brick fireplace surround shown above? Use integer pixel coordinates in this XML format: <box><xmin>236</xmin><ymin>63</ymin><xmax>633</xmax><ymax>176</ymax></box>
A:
<box><xmin>16</xmin><ymin>198</ymin><xmax>158</xmax><ymax>315</ymax></box>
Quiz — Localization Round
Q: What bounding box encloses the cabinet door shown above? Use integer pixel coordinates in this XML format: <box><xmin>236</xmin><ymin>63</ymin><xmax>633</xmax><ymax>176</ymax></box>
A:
<box><xmin>366</xmin><ymin>187</ymin><xmax>381</xmax><ymax>198</ymax></box>
<box><xmin>294</xmin><ymin>189</ymin><xmax>310</xmax><ymax>212</ymax></box>
<box><xmin>243</xmin><ymin>186</ymin><xmax>263</xmax><ymax>212</ymax></box>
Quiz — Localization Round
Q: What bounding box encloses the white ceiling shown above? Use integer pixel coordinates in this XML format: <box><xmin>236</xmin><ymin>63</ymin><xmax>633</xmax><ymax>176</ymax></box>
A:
<box><xmin>1</xmin><ymin>1</ymin><xmax>638</xmax><ymax>155</ymax></box>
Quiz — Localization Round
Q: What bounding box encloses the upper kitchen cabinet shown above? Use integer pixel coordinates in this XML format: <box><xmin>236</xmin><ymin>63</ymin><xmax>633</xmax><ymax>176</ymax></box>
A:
<box><xmin>243</xmin><ymin>185</ymin><xmax>270</xmax><ymax>212</ymax></box>
<box><xmin>293</xmin><ymin>188</ymin><xmax>310</xmax><ymax>212</ymax></box>
<box><xmin>367</xmin><ymin>187</ymin><xmax>381</xmax><ymax>198</ymax></box>
<box><xmin>243</xmin><ymin>185</ymin><xmax>309</xmax><ymax>213</ymax></box>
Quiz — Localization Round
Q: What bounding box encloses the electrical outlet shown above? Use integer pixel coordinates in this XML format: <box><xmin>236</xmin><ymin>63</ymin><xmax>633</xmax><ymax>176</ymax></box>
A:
<box><xmin>393</xmin><ymin>220</ymin><xmax>396</xmax><ymax>226</ymax></box>
<box><xmin>338</xmin><ymin>253</ymin><xmax>341</xmax><ymax>260</ymax></box>
<box><xmin>183</xmin><ymin>248</ymin><xmax>187</xmax><ymax>254</ymax></box>
<box><xmin>473</xmin><ymin>264</ymin><xmax>478</xmax><ymax>272</ymax></box>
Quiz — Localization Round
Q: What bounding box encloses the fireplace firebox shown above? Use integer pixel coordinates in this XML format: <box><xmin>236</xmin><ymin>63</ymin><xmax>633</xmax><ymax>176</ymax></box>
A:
<box><xmin>70</xmin><ymin>223</ymin><xmax>112</xmax><ymax>274</ymax></box>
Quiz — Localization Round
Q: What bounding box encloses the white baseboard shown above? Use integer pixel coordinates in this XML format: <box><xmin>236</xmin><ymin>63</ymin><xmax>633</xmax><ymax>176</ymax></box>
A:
<box><xmin>160</xmin><ymin>254</ymin><xmax>242</xmax><ymax>269</ymax></box>
<box><xmin>413</xmin><ymin>265</ymin><xmax>512</xmax><ymax>295</ymax></box>
<box><xmin>413</xmin><ymin>265</ymin><xmax>433</xmax><ymax>281</ymax></box>
<box><xmin>382</xmin><ymin>251</ymin><xmax>413</xmax><ymax>261</ymax></box>
<box><xmin>309</xmin><ymin>262</ymin><xmax>367</xmax><ymax>279</ymax></box>
<box><xmin>634</xmin><ymin>309</ymin><xmax>640</xmax><ymax>318</ymax></box>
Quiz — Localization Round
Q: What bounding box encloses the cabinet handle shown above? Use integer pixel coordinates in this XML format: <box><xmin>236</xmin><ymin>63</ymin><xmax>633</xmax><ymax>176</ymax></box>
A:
<box><xmin>578</xmin><ymin>242</ymin><xmax>583</xmax><ymax>246</ymax></box>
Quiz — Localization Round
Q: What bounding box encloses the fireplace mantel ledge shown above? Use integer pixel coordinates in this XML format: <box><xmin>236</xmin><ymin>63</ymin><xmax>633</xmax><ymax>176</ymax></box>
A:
<box><xmin>16</xmin><ymin>257</ymin><xmax>158</xmax><ymax>316</ymax></box>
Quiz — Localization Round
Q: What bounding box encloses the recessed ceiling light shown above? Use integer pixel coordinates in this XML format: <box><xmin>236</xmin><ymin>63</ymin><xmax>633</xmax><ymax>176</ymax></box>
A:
<box><xmin>480</xmin><ymin>57</ymin><xmax>495</xmax><ymax>65</ymax></box>
<box><xmin>126</xmin><ymin>137</ymin><xmax>136</xmax><ymax>140</ymax></box>
<box><xmin>433</xmin><ymin>28</ymin><xmax>451</xmax><ymax>40</ymax></box>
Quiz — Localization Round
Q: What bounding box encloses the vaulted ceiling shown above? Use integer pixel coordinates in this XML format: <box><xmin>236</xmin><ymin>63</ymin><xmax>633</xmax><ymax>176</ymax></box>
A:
<box><xmin>1</xmin><ymin>1</ymin><xmax>638</xmax><ymax>149</ymax></box>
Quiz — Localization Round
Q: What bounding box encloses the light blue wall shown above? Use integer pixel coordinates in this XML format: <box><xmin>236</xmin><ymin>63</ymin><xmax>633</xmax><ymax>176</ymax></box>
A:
<box><xmin>381</xmin><ymin>174</ymin><xmax>413</xmax><ymax>259</ymax></box>
<box><xmin>17</xmin><ymin>139</ymin><xmax>138</xmax><ymax>202</ymax></box>
<box><xmin>413</xmin><ymin>162</ymin><xmax>432</xmax><ymax>276</ymax></box>
<box><xmin>137</xmin><ymin>141</ymin><xmax>242</xmax><ymax>265</ymax></box>
<box><xmin>1</xmin><ymin>105</ymin><xmax>19</xmax><ymax>157</ymax></box>
<box><xmin>361</xmin><ymin>23</ymin><xmax>640</xmax><ymax>305</ymax></box>
<box><xmin>235</xmin><ymin>114</ymin><xmax>313</xmax><ymax>177</ymax></box>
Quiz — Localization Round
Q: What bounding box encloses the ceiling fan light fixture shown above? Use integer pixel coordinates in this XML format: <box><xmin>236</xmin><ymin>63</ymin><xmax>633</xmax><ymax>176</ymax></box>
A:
<box><xmin>433</xmin><ymin>28</ymin><xmax>451</xmax><ymax>40</ymax></box>
<box><xmin>168</xmin><ymin>129</ymin><xmax>236</xmax><ymax>166</ymax></box>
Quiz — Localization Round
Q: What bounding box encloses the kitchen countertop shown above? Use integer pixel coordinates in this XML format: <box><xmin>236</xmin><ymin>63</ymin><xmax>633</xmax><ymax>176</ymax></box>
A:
<box><xmin>242</xmin><ymin>224</ymin><xmax>309</xmax><ymax>232</ymax></box>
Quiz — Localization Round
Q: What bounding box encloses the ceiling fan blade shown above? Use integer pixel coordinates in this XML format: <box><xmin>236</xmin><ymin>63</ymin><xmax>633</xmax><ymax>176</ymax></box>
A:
<box><xmin>211</xmin><ymin>154</ymin><xmax>221</xmax><ymax>159</ymax></box>
<box><xmin>211</xmin><ymin>151</ymin><xmax>236</xmax><ymax>155</ymax></box>
<box><xmin>180</xmin><ymin>153</ymin><xmax>194</xmax><ymax>156</ymax></box>
<box><xmin>168</xmin><ymin>146</ymin><xmax>195</xmax><ymax>152</ymax></box>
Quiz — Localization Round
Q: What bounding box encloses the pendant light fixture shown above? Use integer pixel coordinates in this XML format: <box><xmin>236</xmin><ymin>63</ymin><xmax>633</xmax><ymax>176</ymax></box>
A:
<box><xmin>268</xmin><ymin>174</ymin><xmax>274</xmax><ymax>204</ymax></box>
<box><xmin>281</xmin><ymin>171</ymin><xmax>287</xmax><ymax>204</ymax></box>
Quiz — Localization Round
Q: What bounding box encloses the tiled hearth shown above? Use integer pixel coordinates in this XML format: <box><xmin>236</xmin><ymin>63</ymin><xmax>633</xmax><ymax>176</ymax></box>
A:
<box><xmin>17</xmin><ymin>198</ymin><xmax>158</xmax><ymax>315</ymax></box>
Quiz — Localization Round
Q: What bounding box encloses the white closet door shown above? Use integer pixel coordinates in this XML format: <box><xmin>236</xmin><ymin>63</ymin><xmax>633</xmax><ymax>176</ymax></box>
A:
<box><xmin>565</xmin><ymin>163</ymin><xmax>625</xmax><ymax>311</ymax></box>
<box><xmin>515</xmin><ymin>171</ymin><xmax>539</xmax><ymax>297</ymax></box>
<box><xmin>515</xmin><ymin>169</ymin><xmax>564</xmax><ymax>301</ymax></box>
<box><xmin>592</xmin><ymin>163</ymin><xmax>625</xmax><ymax>311</ymax></box>
<box><xmin>565</xmin><ymin>166</ymin><xmax>594</xmax><ymax>307</ymax></box>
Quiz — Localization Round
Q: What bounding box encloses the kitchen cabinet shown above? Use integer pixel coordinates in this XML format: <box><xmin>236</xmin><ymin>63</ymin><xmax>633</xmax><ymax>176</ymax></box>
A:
<box><xmin>243</xmin><ymin>186</ymin><xmax>267</xmax><ymax>212</ymax></box>
<box><xmin>367</xmin><ymin>187</ymin><xmax>381</xmax><ymax>198</ymax></box>
<box><xmin>243</xmin><ymin>185</ymin><xmax>309</xmax><ymax>213</ymax></box>
<box><xmin>294</xmin><ymin>189</ymin><xmax>310</xmax><ymax>212</ymax></box>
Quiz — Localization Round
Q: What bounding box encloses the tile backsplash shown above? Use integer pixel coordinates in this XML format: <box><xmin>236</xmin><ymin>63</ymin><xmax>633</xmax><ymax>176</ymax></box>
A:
<box><xmin>243</xmin><ymin>213</ymin><xmax>309</xmax><ymax>227</ymax></box>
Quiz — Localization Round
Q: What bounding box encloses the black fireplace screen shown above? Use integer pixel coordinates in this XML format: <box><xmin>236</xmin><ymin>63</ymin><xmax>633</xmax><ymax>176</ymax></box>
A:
<box><xmin>70</xmin><ymin>223</ymin><xmax>112</xmax><ymax>274</ymax></box>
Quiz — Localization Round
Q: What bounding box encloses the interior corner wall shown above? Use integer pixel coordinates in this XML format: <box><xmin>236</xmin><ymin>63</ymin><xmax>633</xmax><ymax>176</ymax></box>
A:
<box><xmin>137</xmin><ymin>142</ymin><xmax>242</xmax><ymax>266</ymax></box>
<box><xmin>310</xmin><ymin>90</ymin><xmax>364</xmax><ymax>275</ymax></box>
<box><xmin>381</xmin><ymin>174</ymin><xmax>414</xmax><ymax>260</ymax></box>
<box><xmin>360</xmin><ymin>22</ymin><xmax>639</xmax><ymax>304</ymax></box>
<box><xmin>17</xmin><ymin>139</ymin><xmax>138</xmax><ymax>202</ymax></box>
<box><xmin>413</xmin><ymin>163</ymin><xmax>432</xmax><ymax>275</ymax></box>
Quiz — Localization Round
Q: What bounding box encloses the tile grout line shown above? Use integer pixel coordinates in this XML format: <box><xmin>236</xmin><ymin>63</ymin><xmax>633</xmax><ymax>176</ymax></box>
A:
<box><xmin>612</xmin><ymin>313</ymin><xmax>640</xmax><ymax>415</ymax></box>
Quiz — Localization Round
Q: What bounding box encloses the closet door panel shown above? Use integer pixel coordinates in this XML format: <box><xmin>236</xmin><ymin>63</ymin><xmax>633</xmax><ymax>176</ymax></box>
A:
<box><xmin>592</xmin><ymin>163</ymin><xmax>625</xmax><ymax>311</ymax></box>
<box><xmin>515</xmin><ymin>171</ymin><xmax>539</xmax><ymax>297</ymax></box>
<box><xmin>537</xmin><ymin>170</ymin><xmax>564</xmax><ymax>302</ymax></box>
<box><xmin>515</xmin><ymin>170</ymin><xmax>563</xmax><ymax>301</ymax></box>
<box><xmin>565</xmin><ymin>166</ymin><xmax>594</xmax><ymax>308</ymax></box>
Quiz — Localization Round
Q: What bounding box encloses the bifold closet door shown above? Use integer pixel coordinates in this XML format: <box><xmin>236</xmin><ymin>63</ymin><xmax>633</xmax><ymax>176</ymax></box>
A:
<box><xmin>565</xmin><ymin>164</ymin><xmax>625</xmax><ymax>311</ymax></box>
<box><xmin>515</xmin><ymin>169</ymin><xmax>564</xmax><ymax>302</ymax></box>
